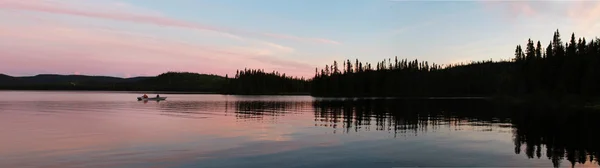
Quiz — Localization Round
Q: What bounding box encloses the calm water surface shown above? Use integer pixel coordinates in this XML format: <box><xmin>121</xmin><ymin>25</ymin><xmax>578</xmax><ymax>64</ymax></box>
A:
<box><xmin>0</xmin><ymin>91</ymin><xmax>598</xmax><ymax>168</ymax></box>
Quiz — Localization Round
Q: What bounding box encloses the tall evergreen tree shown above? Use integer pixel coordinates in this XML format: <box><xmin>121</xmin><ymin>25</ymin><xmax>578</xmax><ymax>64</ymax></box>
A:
<box><xmin>333</xmin><ymin>61</ymin><xmax>340</xmax><ymax>74</ymax></box>
<box><xmin>526</xmin><ymin>39</ymin><xmax>536</xmax><ymax>61</ymax></box>
<box><xmin>546</xmin><ymin>42</ymin><xmax>553</xmax><ymax>58</ymax></box>
<box><xmin>515</xmin><ymin>45</ymin><xmax>524</xmax><ymax>62</ymax></box>
<box><xmin>536</xmin><ymin>41</ymin><xmax>542</xmax><ymax>59</ymax></box>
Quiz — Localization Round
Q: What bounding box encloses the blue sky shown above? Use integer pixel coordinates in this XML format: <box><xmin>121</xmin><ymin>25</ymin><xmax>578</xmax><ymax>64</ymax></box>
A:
<box><xmin>1</xmin><ymin>0</ymin><xmax>599</xmax><ymax>77</ymax></box>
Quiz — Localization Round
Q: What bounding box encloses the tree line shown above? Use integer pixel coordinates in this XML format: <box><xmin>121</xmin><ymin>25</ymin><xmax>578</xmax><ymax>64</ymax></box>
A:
<box><xmin>310</xmin><ymin>30</ymin><xmax>600</xmax><ymax>102</ymax></box>
<box><xmin>5</xmin><ymin>29</ymin><xmax>599</xmax><ymax>101</ymax></box>
<box><xmin>311</xmin><ymin>57</ymin><xmax>512</xmax><ymax>97</ymax></box>
<box><xmin>221</xmin><ymin>68</ymin><xmax>310</xmax><ymax>95</ymax></box>
<box><xmin>0</xmin><ymin>72</ymin><xmax>227</xmax><ymax>92</ymax></box>
<box><xmin>512</xmin><ymin>30</ymin><xmax>600</xmax><ymax>101</ymax></box>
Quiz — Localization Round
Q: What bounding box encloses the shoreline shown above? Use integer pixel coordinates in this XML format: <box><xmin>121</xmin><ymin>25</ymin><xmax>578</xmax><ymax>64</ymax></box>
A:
<box><xmin>0</xmin><ymin>90</ymin><xmax>219</xmax><ymax>94</ymax></box>
<box><xmin>2</xmin><ymin>90</ymin><xmax>598</xmax><ymax>109</ymax></box>
<box><xmin>0</xmin><ymin>89</ymin><xmax>312</xmax><ymax>95</ymax></box>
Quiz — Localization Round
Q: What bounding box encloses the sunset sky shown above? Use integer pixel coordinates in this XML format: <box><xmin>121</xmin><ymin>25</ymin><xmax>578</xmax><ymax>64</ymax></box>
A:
<box><xmin>1</xmin><ymin>0</ymin><xmax>599</xmax><ymax>78</ymax></box>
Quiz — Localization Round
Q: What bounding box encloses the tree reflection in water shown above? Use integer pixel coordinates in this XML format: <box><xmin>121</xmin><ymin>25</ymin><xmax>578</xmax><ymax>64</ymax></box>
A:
<box><xmin>156</xmin><ymin>98</ymin><xmax>599</xmax><ymax>167</ymax></box>
<box><xmin>312</xmin><ymin>98</ymin><xmax>600</xmax><ymax>168</ymax></box>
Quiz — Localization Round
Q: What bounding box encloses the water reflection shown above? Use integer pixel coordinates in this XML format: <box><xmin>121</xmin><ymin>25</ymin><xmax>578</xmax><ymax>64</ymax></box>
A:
<box><xmin>157</xmin><ymin>101</ymin><xmax>226</xmax><ymax>119</ymax></box>
<box><xmin>234</xmin><ymin>101</ymin><xmax>312</xmax><ymax>122</ymax></box>
<box><xmin>154</xmin><ymin>100</ymin><xmax>312</xmax><ymax>121</ymax></box>
<box><xmin>143</xmin><ymin>97</ymin><xmax>600</xmax><ymax>167</ymax></box>
<box><xmin>313</xmin><ymin>99</ymin><xmax>511</xmax><ymax>135</ymax></box>
<box><xmin>2</xmin><ymin>92</ymin><xmax>599</xmax><ymax>168</ymax></box>
<box><xmin>511</xmin><ymin>107</ymin><xmax>600</xmax><ymax>167</ymax></box>
<box><xmin>312</xmin><ymin>98</ymin><xmax>600</xmax><ymax>167</ymax></box>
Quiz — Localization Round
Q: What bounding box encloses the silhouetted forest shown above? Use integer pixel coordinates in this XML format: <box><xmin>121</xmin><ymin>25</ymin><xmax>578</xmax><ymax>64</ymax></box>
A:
<box><xmin>312</xmin><ymin>30</ymin><xmax>600</xmax><ymax>102</ymax></box>
<box><xmin>4</xmin><ymin>29</ymin><xmax>600</xmax><ymax>102</ymax></box>
<box><xmin>0</xmin><ymin>72</ymin><xmax>226</xmax><ymax>92</ymax></box>
<box><xmin>312</xmin><ymin>58</ymin><xmax>511</xmax><ymax>97</ymax></box>
<box><xmin>511</xmin><ymin>30</ymin><xmax>600</xmax><ymax>101</ymax></box>
<box><xmin>137</xmin><ymin>72</ymin><xmax>226</xmax><ymax>91</ymax></box>
<box><xmin>221</xmin><ymin>68</ymin><xmax>310</xmax><ymax>95</ymax></box>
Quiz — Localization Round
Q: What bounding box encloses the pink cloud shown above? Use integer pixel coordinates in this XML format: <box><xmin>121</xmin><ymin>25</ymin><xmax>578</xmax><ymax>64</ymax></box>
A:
<box><xmin>567</xmin><ymin>1</ymin><xmax>600</xmax><ymax>31</ymax></box>
<box><xmin>247</xmin><ymin>56</ymin><xmax>316</xmax><ymax>77</ymax></box>
<box><xmin>479</xmin><ymin>1</ymin><xmax>551</xmax><ymax>20</ymax></box>
<box><xmin>0</xmin><ymin>0</ymin><xmax>241</xmax><ymax>38</ymax></box>
<box><xmin>264</xmin><ymin>33</ymin><xmax>341</xmax><ymax>45</ymax></box>
<box><xmin>479</xmin><ymin>1</ymin><xmax>600</xmax><ymax>21</ymax></box>
<box><xmin>0</xmin><ymin>13</ymin><xmax>315</xmax><ymax>78</ymax></box>
<box><xmin>478</xmin><ymin>1</ymin><xmax>600</xmax><ymax>35</ymax></box>
<box><xmin>508</xmin><ymin>2</ymin><xmax>536</xmax><ymax>17</ymax></box>
<box><xmin>0</xmin><ymin>0</ymin><xmax>339</xmax><ymax>45</ymax></box>
<box><xmin>0</xmin><ymin>0</ymin><xmax>324</xmax><ymax>78</ymax></box>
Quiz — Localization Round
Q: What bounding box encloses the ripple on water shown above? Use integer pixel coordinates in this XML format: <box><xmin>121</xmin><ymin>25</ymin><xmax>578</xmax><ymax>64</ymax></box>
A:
<box><xmin>1</xmin><ymin>92</ymin><xmax>599</xmax><ymax>168</ymax></box>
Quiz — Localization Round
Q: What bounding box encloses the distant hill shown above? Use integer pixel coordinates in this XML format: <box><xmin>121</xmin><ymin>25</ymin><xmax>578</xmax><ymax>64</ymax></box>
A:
<box><xmin>133</xmin><ymin>72</ymin><xmax>228</xmax><ymax>91</ymax></box>
<box><xmin>0</xmin><ymin>72</ymin><xmax>227</xmax><ymax>92</ymax></box>
<box><xmin>0</xmin><ymin>74</ymin><xmax>16</xmax><ymax>82</ymax></box>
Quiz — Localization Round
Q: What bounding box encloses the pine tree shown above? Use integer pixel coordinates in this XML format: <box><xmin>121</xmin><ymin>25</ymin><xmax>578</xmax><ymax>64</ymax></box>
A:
<box><xmin>515</xmin><ymin>45</ymin><xmax>524</xmax><ymax>62</ymax></box>
<box><xmin>333</xmin><ymin>61</ymin><xmax>339</xmax><ymax>74</ymax></box>
<box><xmin>567</xmin><ymin>33</ymin><xmax>577</xmax><ymax>57</ymax></box>
<box><xmin>526</xmin><ymin>39</ymin><xmax>536</xmax><ymax>61</ymax></box>
<box><xmin>535</xmin><ymin>41</ymin><xmax>542</xmax><ymax>59</ymax></box>
<box><xmin>546</xmin><ymin>42</ymin><xmax>553</xmax><ymax>58</ymax></box>
<box><xmin>309</xmin><ymin>29</ymin><xmax>600</xmax><ymax>102</ymax></box>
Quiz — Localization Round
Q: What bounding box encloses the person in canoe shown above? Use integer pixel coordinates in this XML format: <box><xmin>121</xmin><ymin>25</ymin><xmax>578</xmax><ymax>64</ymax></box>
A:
<box><xmin>156</xmin><ymin>94</ymin><xmax>160</xmax><ymax>98</ymax></box>
<box><xmin>142</xmin><ymin>94</ymin><xmax>148</xmax><ymax>98</ymax></box>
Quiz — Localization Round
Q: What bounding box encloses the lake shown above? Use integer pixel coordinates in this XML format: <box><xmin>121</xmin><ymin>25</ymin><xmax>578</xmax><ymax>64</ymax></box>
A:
<box><xmin>0</xmin><ymin>91</ymin><xmax>598</xmax><ymax>168</ymax></box>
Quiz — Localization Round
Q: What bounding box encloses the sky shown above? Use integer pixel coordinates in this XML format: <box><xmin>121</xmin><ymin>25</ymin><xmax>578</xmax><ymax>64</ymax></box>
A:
<box><xmin>1</xmin><ymin>0</ymin><xmax>600</xmax><ymax>78</ymax></box>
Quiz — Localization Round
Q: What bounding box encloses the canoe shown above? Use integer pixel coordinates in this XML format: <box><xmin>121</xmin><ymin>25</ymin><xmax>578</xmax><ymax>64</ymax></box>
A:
<box><xmin>137</xmin><ymin>97</ymin><xmax>167</xmax><ymax>101</ymax></box>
